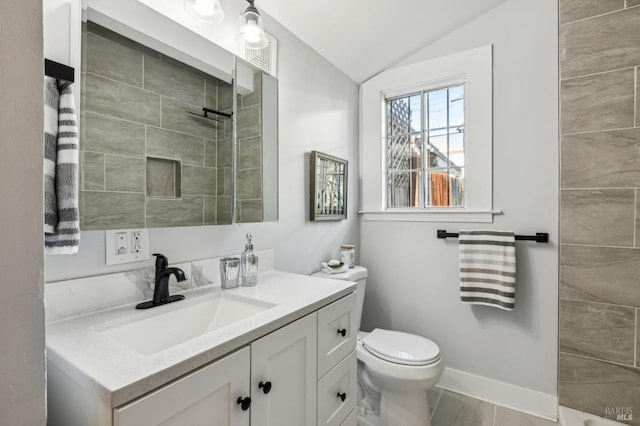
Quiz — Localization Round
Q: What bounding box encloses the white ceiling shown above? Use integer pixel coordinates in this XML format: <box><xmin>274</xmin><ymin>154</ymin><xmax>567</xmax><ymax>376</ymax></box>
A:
<box><xmin>258</xmin><ymin>0</ymin><xmax>508</xmax><ymax>83</ymax></box>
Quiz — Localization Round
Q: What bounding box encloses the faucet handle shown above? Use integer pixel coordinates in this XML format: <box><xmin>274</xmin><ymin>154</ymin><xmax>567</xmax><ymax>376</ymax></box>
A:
<box><xmin>153</xmin><ymin>253</ymin><xmax>168</xmax><ymax>271</ymax></box>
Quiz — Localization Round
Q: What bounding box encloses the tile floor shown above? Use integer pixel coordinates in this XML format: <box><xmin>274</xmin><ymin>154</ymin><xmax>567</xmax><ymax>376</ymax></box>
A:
<box><xmin>427</xmin><ymin>388</ymin><xmax>558</xmax><ymax>426</ymax></box>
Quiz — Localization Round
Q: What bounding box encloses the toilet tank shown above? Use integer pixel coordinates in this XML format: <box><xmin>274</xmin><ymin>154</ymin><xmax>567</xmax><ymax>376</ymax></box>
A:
<box><xmin>311</xmin><ymin>266</ymin><xmax>368</xmax><ymax>331</ymax></box>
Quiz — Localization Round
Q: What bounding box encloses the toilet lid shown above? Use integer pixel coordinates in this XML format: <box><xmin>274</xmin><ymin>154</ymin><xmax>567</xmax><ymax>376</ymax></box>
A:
<box><xmin>362</xmin><ymin>329</ymin><xmax>440</xmax><ymax>366</ymax></box>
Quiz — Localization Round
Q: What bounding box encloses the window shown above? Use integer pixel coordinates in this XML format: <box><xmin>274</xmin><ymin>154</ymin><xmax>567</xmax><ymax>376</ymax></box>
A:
<box><xmin>386</xmin><ymin>84</ymin><xmax>465</xmax><ymax>208</ymax></box>
<box><xmin>360</xmin><ymin>45</ymin><xmax>494</xmax><ymax>222</ymax></box>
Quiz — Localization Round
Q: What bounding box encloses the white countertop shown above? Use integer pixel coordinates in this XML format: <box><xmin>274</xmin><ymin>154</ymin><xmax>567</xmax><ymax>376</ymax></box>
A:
<box><xmin>46</xmin><ymin>271</ymin><xmax>355</xmax><ymax>408</ymax></box>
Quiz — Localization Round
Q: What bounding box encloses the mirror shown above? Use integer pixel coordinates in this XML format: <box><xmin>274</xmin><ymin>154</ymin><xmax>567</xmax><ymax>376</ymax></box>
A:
<box><xmin>78</xmin><ymin>4</ymin><xmax>277</xmax><ymax>230</ymax></box>
<box><xmin>234</xmin><ymin>58</ymin><xmax>278</xmax><ymax>223</ymax></box>
<box><xmin>310</xmin><ymin>151</ymin><xmax>348</xmax><ymax>221</ymax></box>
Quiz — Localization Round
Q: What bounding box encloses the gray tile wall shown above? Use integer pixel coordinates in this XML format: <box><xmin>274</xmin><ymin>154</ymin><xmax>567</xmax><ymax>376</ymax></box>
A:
<box><xmin>80</xmin><ymin>22</ymin><xmax>236</xmax><ymax>229</ymax></box>
<box><xmin>235</xmin><ymin>70</ymin><xmax>263</xmax><ymax>223</ymax></box>
<box><xmin>559</xmin><ymin>1</ymin><xmax>640</xmax><ymax>422</ymax></box>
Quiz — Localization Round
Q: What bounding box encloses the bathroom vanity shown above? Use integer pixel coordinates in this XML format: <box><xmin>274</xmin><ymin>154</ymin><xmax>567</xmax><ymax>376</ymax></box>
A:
<box><xmin>46</xmin><ymin>270</ymin><xmax>358</xmax><ymax>426</ymax></box>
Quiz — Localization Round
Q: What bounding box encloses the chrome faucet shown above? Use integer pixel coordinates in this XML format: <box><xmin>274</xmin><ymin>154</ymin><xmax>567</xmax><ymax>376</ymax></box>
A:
<box><xmin>135</xmin><ymin>253</ymin><xmax>187</xmax><ymax>309</ymax></box>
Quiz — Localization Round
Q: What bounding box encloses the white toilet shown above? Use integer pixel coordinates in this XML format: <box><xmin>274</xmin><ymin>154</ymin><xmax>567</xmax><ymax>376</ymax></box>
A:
<box><xmin>312</xmin><ymin>266</ymin><xmax>443</xmax><ymax>426</ymax></box>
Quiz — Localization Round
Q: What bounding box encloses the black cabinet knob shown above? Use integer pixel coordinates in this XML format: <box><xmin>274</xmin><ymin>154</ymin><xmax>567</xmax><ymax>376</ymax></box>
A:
<box><xmin>237</xmin><ymin>396</ymin><xmax>251</xmax><ymax>411</ymax></box>
<box><xmin>337</xmin><ymin>392</ymin><xmax>346</xmax><ymax>402</ymax></box>
<box><xmin>259</xmin><ymin>381</ymin><xmax>272</xmax><ymax>394</ymax></box>
<box><xmin>337</xmin><ymin>328</ymin><xmax>347</xmax><ymax>337</ymax></box>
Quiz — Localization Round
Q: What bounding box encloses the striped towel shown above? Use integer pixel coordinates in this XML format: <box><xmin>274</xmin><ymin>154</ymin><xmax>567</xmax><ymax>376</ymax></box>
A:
<box><xmin>459</xmin><ymin>230</ymin><xmax>516</xmax><ymax>311</ymax></box>
<box><xmin>44</xmin><ymin>77</ymin><xmax>59</xmax><ymax>234</ymax></box>
<box><xmin>44</xmin><ymin>78</ymin><xmax>80</xmax><ymax>254</ymax></box>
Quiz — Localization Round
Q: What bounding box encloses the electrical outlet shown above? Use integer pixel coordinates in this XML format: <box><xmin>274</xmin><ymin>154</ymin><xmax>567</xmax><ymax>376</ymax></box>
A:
<box><xmin>106</xmin><ymin>229</ymin><xmax>150</xmax><ymax>265</ymax></box>
<box><xmin>115</xmin><ymin>232</ymin><xmax>128</xmax><ymax>255</ymax></box>
<box><xmin>131</xmin><ymin>231</ymin><xmax>142</xmax><ymax>253</ymax></box>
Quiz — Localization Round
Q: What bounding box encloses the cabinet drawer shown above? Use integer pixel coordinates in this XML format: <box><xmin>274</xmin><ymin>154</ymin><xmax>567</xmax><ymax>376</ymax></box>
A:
<box><xmin>317</xmin><ymin>292</ymin><xmax>357</xmax><ymax>377</ymax></box>
<box><xmin>340</xmin><ymin>408</ymin><xmax>357</xmax><ymax>426</ymax></box>
<box><xmin>317</xmin><ymin>351</ymin><xmax>357</xmax><ymax>426</ymax></box>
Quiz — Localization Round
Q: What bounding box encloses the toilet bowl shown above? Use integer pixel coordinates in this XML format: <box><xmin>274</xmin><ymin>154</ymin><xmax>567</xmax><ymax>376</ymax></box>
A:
<box><xmin>312</xmin><ymin>266</ymin><xmax>443</xmax><ymax>426</ymax></box>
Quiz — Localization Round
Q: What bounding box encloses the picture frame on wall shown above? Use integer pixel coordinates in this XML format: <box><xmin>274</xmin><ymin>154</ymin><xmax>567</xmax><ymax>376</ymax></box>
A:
<box><xmin>310</xmin><ymin>151</ymin><xmax>348</xmax><ymax>221</ymax></box>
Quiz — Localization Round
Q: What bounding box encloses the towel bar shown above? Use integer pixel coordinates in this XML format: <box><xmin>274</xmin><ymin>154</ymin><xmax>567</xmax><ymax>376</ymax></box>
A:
<box><xmin>45</xmin><ymin>58</ymin><xmax>74</xmax><ymax>84</ymax></box>
<box><xmin>437</xmin><ymin>229</ymin><xmax>549</xmax><ymax>243</ymax></box>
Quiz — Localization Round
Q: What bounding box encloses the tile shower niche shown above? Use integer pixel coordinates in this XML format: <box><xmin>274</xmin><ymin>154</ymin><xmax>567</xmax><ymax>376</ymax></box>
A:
<box><xmin>146</xmin><ymin>158</ymin><xmax>182</xmax><ymax>198</ymax></box>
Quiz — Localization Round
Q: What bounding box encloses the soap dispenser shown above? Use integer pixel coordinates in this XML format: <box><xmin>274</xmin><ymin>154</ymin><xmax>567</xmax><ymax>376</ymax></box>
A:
<box><xmin>241</xmin><ymin>232</ymin><xmax>259</xmax><ymax>286</ymax></box>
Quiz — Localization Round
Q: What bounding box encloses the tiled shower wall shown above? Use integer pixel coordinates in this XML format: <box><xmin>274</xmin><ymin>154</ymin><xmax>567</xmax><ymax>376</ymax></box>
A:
<box><xmin>559</xmin><ymin>1</ymin><xmax>640</xmax><ymax>423</ymax></box>
<box><xmin>79</xmin><ymin>22</ymin><xmax>261</xmax><ymax>229</ymax></box>
<box><xmin>236</xmin><ymin>70</ymin><xmax>264</xmax><ymax>223</ymax></box>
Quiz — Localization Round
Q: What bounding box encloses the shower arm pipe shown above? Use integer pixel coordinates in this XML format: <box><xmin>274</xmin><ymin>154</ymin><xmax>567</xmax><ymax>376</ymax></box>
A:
<box><xmin>202</xmin><ymin>107</ymin><xmax>232</xmax><ymax>118</ymax></box>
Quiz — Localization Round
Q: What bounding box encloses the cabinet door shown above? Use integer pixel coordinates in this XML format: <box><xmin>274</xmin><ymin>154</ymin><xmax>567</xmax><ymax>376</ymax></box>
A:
<box><xmin>114</xmin><ymin>347</ymin><xmax>251</xmax><ymax>426</ymax></box>
<box><xmin>317</xmin><ymin>293</ymin><xmax>357</xmax><ymax>377</ymax></box>
<box><xmin>340</xmin><ymin>408</ymin><xmax>357</xmax><ymax>426</ymax></box>
<box><xmin>251</xmin><ymin>313</ymin><xmax>317</xmax><ymax>426</ymax></box>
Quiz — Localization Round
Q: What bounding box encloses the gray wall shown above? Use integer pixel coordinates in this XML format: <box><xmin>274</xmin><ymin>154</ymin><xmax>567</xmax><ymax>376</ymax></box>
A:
<box><xmin>45</xmin><ymin>12</ymin><xmax>360</xmax><ymax>282</ymax></box>
<box><xmin>559</xmin><ymin>0</ymin><xmax>640</xmax><ymax>421</ymax></box>
<box><xmin>0</xmin><ymin>0</ymin><xmax>46</xmax><ymax>424</ymax></box>
<box><xmin>360</xmin><ymin>0</ymin><xmax>559</xmax><ymax>394</ymax></box>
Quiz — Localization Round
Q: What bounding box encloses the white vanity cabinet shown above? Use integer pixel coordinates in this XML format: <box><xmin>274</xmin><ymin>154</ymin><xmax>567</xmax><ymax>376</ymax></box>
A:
<box><xmin>113</xmin><ymin>313</ymin><xmax>319</xmax><ymax>426</ymax></box>
<box><xmin>251</xmin><ymin>313</ymin><xmax>317</xmax><ymax>426</ymax></box>
<box><xmin>47</xmin><ymin>284</ymin><xmax>358</xmax><ymax>426</ymax></box>
<box><xmin>114</xmin><ymin>347</ymin><xmax>251</xmax><ymax>426</ymax></box>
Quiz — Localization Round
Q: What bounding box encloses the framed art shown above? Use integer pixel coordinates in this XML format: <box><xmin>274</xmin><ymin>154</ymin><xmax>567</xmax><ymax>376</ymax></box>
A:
<box><xmin>310</xmin><ymin>151</ymin><xmax>348</xmax><ymax>221</ymax></box>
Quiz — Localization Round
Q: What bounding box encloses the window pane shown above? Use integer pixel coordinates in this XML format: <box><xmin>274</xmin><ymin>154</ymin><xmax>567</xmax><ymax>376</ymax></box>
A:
<box><xmin>428</xmin><ymin>169</ymin><xmax>449</xmax><ymax>206</ymax></box>
<box><xmin>449</xmin><ymin>85</ymin><xmax>464</xmax><ymax>127</ymax></box>
<box><xmin>450</xmin><ymin>167</ymin><xmax>464</xmax><ymax>207</ymax></box>
<box><xmin>409</xmin><ymin>133</ymin><xmax>423</xmax><ymax>170</ymax></box>
<box><xmin>388</xmin><ymin>134</ymin><xmax>422</xmax><ymax>171</ymax></box>
<box><xmin>388</xmin><ymin>171</ymin><xmax>422</xmax><ymax>207</ymax></box>
<box><xmin>427</xmin><ymin>134</ymin><xmax>448</xmax><ymax>168</ymax></box>
<box><xmin>427</xmin><ymin>88</ymin><xmax>447</xmax><ymax>130</ymax></box>
<box><xmin>387</xmin><ymin>135</ymin><xmax>410</xmax><ymax>170</ymax></box>
<box><xmin>388</xmin><ymin>97</ymin><xmax>410</xmax><ymax>136</ymax></box>
<box><xmin>449</xmin><ymin>131</ymin><xmax>464</xmax><ymax>167</ymax></box>
<box><xmin>409</xmin><ymin>95</ymin><xmax>421</xmax><ymax>132</ymax></box>
<box><xmin>427</xmin><ymin>168</ymin><xmax>464</xmax><ymax>207</ymax></box>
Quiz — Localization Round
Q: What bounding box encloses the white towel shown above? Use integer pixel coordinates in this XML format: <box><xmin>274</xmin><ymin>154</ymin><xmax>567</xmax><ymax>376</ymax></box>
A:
<box><xmin>44</xmin><ymin>80</ymin><xmax>80</xmax><ymax>254</ymax></box>
<box><xmin>321</xmin><ymin>262</ymin><xmax>348</xmax><ymax>274</ymax></box>
<box><xmin>458</xmin><ymin>230</ymin><xmax>516</xmax><ymax>311</ymax></box>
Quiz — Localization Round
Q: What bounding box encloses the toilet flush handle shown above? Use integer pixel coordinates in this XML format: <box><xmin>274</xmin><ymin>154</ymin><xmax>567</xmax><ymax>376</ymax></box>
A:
<box><xmin>337</xmin><ymin>328</ymin><xmax>347</xmax><ymax>337</ymax></box>
<box><xmin>337</xmin><ymin>392</ymin><xmax>347</xmax><ymax>402</ymax></box>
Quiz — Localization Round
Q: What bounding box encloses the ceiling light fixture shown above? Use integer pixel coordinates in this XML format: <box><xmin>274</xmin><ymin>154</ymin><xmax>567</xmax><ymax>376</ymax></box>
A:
<box><xmin>184</xmin><ymin>0</ymin><xmax>225</xmax><ymax>23</ymax></box>
<box><xmin>236</xmin><ymin>0</ymin><xmax>269</xmax><ymax>50</ymax></box>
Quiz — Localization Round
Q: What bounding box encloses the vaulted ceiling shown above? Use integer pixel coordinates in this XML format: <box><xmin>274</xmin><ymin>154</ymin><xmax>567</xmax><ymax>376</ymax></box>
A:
<box><xmin>138</xmin><ymin>0</ymin><xmax>509</xmax><ymax>84</ymax></box>
<box><xmin>258</xmin><ymin>0</ymin><xmax>509</xmax><ymax>83</ymax></box>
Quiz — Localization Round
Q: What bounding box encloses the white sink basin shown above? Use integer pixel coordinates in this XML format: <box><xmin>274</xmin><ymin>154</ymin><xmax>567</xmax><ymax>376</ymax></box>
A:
<box><xmin>100</xmin><ymin>293</ymin><xmax>277</xmax><ymax>354</ymax></box>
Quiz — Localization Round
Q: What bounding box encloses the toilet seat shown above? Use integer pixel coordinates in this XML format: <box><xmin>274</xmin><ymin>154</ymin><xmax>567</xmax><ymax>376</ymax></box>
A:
<box><xmin>356</xmin><ymin>336</ymin><xmax>443</xmax><ymax>393</ymax></box>
<box><xmin>362</xmin><ymin>329</ymin><xmax>440</xmax><ymax>366</ymax></box>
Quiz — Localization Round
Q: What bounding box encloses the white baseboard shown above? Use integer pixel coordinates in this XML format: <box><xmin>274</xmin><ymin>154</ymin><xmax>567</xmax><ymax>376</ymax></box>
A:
<box><xmin>437</xmin><ymin>367</ymin><xmax>558</xmax><ymax>421</ymax></box>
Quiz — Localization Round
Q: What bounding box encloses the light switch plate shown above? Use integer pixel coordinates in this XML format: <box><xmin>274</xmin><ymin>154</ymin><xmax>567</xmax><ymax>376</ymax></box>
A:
<box><xmin>106</xmin><ymin>229</ymin><xmax>150</xmax><ymax>265</ymax></box>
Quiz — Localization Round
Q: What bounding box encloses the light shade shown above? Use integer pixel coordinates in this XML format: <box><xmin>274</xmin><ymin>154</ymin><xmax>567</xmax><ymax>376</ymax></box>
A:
<box><xmin>184</xmin><ymin>0</ymin><xmax>225</xmax><ymax>23</ymax></box>
<box><xmin>237</xmin><ymin>1</ymin><xmax>269</xmax><ymax>50</ymax></box>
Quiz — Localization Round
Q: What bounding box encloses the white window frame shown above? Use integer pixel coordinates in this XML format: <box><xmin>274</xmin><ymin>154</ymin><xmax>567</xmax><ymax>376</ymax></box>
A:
<box><xmin>359</xmin><ymin>45</ymin><xmax>498</xmax><ymax>223</ymax></box>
